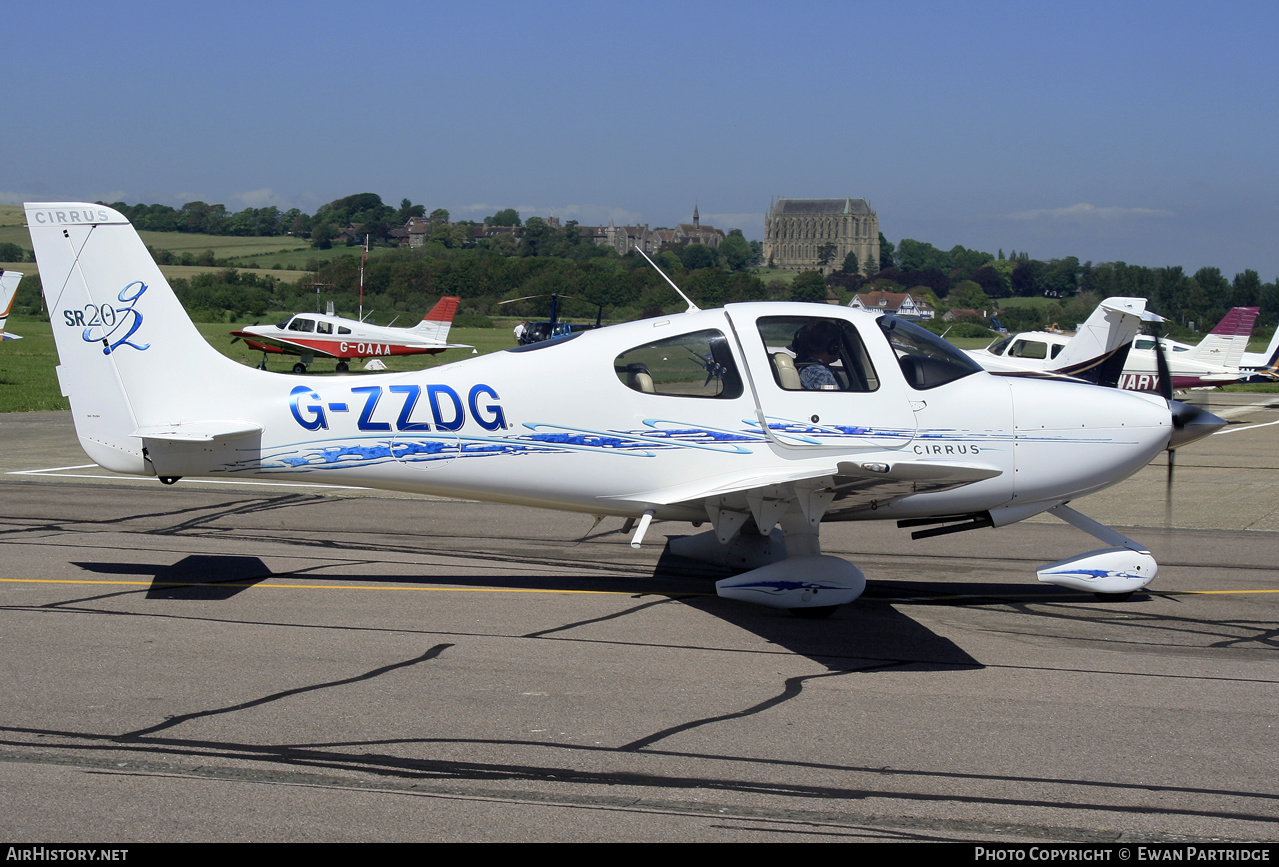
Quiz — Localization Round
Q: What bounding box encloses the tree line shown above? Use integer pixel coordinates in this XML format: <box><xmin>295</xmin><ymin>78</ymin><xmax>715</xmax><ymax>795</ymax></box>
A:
<box><xmin>5</xmin><ymin>193</ymin><xmax>1270</xmax><ymax>338</ymax></box>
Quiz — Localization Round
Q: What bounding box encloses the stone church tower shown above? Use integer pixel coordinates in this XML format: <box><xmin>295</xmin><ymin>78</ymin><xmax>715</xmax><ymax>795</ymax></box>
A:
<box><xmin>763</xmin><ymin>197</ymin><xmax>880</xmax><ymax>273</ymax></box>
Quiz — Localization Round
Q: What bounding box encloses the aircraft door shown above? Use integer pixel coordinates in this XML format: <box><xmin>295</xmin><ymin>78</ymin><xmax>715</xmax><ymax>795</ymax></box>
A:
<box><xmin>727</xmin><ymin>310</ymin><xmax>917</xmax><ymax>451</ymax></box>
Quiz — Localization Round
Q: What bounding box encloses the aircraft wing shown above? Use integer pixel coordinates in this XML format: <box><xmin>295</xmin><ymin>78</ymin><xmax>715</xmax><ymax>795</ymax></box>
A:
<box><xmin>228</xmin><ymin>331</ymin><xmax>343</xmax><ymax>359</ymax></box>
<box><xmin>600</xmin><ymin>457</ymin><xmax>1002</xmax><ymax>526</ymax></box>
<box><xmin>401</xmin><ymin>341</ymin><xmax>474</xmax><ymax>351</ymax></box>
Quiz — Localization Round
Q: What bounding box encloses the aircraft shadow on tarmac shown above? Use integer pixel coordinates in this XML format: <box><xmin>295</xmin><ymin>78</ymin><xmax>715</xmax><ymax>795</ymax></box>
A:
<box><xmin>72</xmin><ymin>555</ymin><xmax>273</xmax><ymax>601</ymax></box>
<box><xmin>66</xmin><ymin>549</ymin><xmax>988</xmax><ymax>673</ymax></box>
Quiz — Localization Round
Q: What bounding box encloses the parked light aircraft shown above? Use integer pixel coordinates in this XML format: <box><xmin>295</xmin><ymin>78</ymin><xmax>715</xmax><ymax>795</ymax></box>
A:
<box><xmin>27</xmin><ymin>203</ymin><xmax>1226</xmax><ymax>615</ymax></box>
<box><xmin>1118</xmin><ymin>306</ymin><xmax>1262</xmax><ymax>390</ymax></box>
<box><xmin>971</xmin><ymin>304</ymin><xmax>1265</xmax><ymax>390</ymax></box>
<box><xmin>230</xmin><ymin>297</ymin><xmax>470</xmax><ymax>373</ymax></box>
<box><xmin>966</xmin><ymin>297</ymin><xmax>1160</xmax><ymax>385</ymax></box>
<box><xmin>1236</xmin><ymin>323</ymin><xmax>1279</xmax><ymax>384</ymax></box>
<box><xmin>0</xmin><ymin>269</ymin><xmax>23</xmax><ymax>340</ymax></box>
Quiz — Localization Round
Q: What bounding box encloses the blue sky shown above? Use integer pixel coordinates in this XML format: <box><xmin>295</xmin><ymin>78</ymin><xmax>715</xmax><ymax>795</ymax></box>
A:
<box><xmin>5</xmin><ymin>1</ymin><xmax>1277</xmax><ymax>277</ymax></box>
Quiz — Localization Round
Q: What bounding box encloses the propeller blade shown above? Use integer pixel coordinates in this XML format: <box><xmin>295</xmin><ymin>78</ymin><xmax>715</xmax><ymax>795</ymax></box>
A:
<box><xmin>1163</xmin><ymin>399</ymin><xmax>1226</xmax><ymax>527</ymax></box>
<box><xmin>1152</xmin><ymin>321</ymin><xmax>1174</xmax><ymax>402</ymax></box>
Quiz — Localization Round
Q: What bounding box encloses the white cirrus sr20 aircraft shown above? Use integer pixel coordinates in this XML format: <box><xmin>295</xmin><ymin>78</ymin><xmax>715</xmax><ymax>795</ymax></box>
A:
<box><xmin>26</xmin><ymin>202</ymin><xmax>1226</xmax><ymax>616</ymax></box>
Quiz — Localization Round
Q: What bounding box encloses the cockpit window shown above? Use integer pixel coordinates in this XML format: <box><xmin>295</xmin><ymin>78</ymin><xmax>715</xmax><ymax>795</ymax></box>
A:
<box><xmin>614</xmin><ymin>329</ymin><xmax>743</xmax><ymax>399</ymax></box>
<box><xmin>288</xmin><ymin>317</ymin><xmax>316</xmax><ymax>333</ymax></box>
<box><xmin>876</xmin><ymin>316</ymin><xmax>983</xmax><ymax>390</ymax></box>
<box><xmin>1010</xmin><ymin>339</ymin><xmax>1047</xmax><ymax>359</ymax></box>
<box><xmin>756</xmin><ymin>316</ymin><xmax>879</xmax><ymax>392</ymax></box>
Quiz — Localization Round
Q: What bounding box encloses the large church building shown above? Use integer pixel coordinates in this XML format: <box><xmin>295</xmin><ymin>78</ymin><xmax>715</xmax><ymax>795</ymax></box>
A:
<box><xmin>763</xmin><ymin>197</ymin><xmax>880</xmax><ymax>273</ymax></box>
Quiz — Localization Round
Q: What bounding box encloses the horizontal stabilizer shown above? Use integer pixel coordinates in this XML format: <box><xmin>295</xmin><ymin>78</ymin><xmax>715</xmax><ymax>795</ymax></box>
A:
<box><xmin>134</xmin><ymin>420</ymin><xmax>264</xmax><ymax>442</ymax></box>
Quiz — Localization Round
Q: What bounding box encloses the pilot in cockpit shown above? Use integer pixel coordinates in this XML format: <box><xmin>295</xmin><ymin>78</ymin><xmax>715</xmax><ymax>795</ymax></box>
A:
<box><xmin>792</xmin><ymin>321</ymin><xmax>843</xmax><ymax>390</ymax></box>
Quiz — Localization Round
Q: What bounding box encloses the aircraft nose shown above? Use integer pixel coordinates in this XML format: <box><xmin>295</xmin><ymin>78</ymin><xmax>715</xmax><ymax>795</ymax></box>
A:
<box><xmin>1168</xmin><ymin>400</ymin><xmax>1227</xmax><ymax>449</ymax></box>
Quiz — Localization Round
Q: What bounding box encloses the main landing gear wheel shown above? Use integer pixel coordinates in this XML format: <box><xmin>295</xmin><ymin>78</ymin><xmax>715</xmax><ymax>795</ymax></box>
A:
<box><xmin>292</xmin><ymin>362</ymin><xmax>307</xmax><ymax>374</ymax></box>
<box><xmin>336</xmin><ymin>361</ymin><xmax>349</xmax><ymax>373</ymax></box>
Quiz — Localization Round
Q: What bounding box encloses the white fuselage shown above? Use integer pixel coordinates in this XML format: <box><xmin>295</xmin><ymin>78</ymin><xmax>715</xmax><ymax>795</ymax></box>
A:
<box><xmin>139</xmin><ymin>305</ymin><xmax>1173</xmax><ymax>527</ymax></box>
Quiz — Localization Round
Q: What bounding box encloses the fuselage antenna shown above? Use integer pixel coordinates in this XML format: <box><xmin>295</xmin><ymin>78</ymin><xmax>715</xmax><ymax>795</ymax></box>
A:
<box><xmin>635</xmin><ymin>247</ymin><xmax>700</xmax><ymax>313</ymax></box>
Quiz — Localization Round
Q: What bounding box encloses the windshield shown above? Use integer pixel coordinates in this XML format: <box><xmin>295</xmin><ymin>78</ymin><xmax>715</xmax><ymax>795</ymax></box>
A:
<box><xmin>876</xmin><ymin>316</ymin><xmax>983</xmax><ymax>390</ymax></box>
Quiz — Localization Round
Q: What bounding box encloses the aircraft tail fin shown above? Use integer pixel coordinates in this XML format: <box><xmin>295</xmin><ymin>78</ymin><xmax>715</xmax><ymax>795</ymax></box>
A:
<box><xmin>1189</xmin><ymin>306</ymin><xmax>1258</xmax><ymax>369</ymax></box>
<box><xmin>411</xmin><ymin>296</ymin><xmax>461</xmax><ymax>343</ymax></box>
<box><xmin>25</xmin><ymin>203</ymin><xmax>258</xmax><ymax>474</ymax></box>
<box><xmin>0</xmin><ymin>269</ymin><xmax>21</xmax><ymax>340</ymax></box>
<box><xmin>1259</xmin><ymin>325</ymin><xmax>1279</xmax><ymax>368</ymax></box>
<box><xmin>1051</xmin><ymin>297</ymin><xmax>1162</xmax><ymax>384</ymax></box>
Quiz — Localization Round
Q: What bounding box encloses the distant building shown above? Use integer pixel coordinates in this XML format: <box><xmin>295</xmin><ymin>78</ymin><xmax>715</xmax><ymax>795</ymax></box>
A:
<box><xmin>671</xmin><ymin>205</ymin><xmax>724</xmax><ymax>248</ymax></box>
<box><xmin>764</xmin><ymin>197</ymin><xmax>879</xmax><ymax>273</ymax></box>
<box><xmin>849</xmin><ymin>290</ymin><xmax>934</xmax><ymax>320</ymax></box>
<box><xmin>605</xmin><ymin>221</ymin><xmax>653</xmax><ymax>255</ymax></box>
<box><xmin>405</xmin><ymin>216</ymin><xmax>431</xmax><ymax>248</ymax></box>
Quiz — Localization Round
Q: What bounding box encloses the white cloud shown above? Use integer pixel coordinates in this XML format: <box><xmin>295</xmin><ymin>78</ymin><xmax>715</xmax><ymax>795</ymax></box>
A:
<box><xmin>1009</xmin><ymin>202</ymin><xmax>1174</xmax><ymax>221</ymax></box>
<box><xmin>230</xmin><ymin>188</ymin><xmax>283</xmax><ymax>209</ymax></box>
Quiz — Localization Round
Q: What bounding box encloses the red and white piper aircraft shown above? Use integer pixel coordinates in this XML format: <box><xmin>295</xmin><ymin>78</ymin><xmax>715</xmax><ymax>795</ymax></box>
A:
<box><xmin>0</xmin><ymin>269</ymin><xmax>23</xmax><ymax>340</ymax></box>
<box><xmin>230</xmin><ymin>297</ymin><xmax>470</xmax><ymax>373</ymax></box>
<box><xmin>27</xmin><ymin>203</ymin><xmax>1225</xmax><ymax>616</ymax></box>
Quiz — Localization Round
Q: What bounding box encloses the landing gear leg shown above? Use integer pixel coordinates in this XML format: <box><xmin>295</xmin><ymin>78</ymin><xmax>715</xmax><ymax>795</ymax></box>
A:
<box><xmin>670</xmin><ymin>502</ymin><xmax>865</xmax><ymax>616</ymax></box>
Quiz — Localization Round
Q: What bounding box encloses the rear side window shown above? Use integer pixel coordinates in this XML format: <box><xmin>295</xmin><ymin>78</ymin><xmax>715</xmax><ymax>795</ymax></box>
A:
<box><xmin>614</xmin><ymin>329</ymin><xmax>743</xmax><ymax>399</ymax></box>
